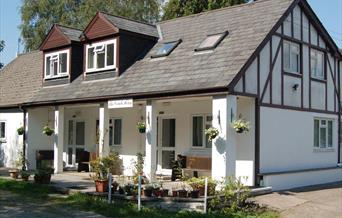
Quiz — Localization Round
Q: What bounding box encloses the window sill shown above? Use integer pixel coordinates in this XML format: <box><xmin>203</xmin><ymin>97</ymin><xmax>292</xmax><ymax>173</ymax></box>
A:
<box><xmin>283</xmin><ymin>71</ymin><xmax>302</xmax><ymax>78</ymax></box>
<box><xmin>0</xmin><ymin>139</ymin><xmax>6</xmax><ymax>143</ymax></box>
<box><xmin>85</xmin><ymin>68</ymin><xmax>116</xmax><ymax>75</ymax></box>
<box><xmin>311</xmin><ymin>77</ymin><xmax>326</xmax><ymax>83</ymax></box>
<box><xmin>44</xmin><ymin>75</ymin><xmax>69</xmax><ymax>81</ymax></box>
<box><xmin>313</xmin><ymin>148</ymin><xmax>334</xmax><ymax>153</ymax></box>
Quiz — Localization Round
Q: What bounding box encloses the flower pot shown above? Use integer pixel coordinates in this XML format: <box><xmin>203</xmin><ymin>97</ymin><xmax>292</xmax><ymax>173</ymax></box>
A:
<box><xmin>191</xmin><ymin>190</ymin><xmax>200</xmax><ymax>198</ymax></box>
<box><xmin>34</xmin><ymin>174</ymin><xmax>51</xmax><ymax>184</ymax></box>
<box><xmin>178</xmin><ymin>190</ymin><xmax>188</xmax><ymax>198</ymax></box>
<box><xmin>138</xmin><ymin>128</ymin><xmax>146</xmax><ymax>133</ymax></box>
<box><xmin>236</xmin><ymin>128</ymin><xmax>244</xmax><ymax>133</ymax></box>
<box><xmin>111</xmin><ymin>182</ymin><xmax>119</xmax><ymax>194</ymax></box>
<box><xmin>161</xmin><ymin>189</ymin><xmax>169</xmax><ymax>197</ymax></box>
<box><xmin>22</xmin><ymin>175</ymin><xmax>30</xmax><ymax>181</ymax></box>
<box><xmin>8</xmin><ymin>170</ymin><xmax>19</xmax><ymax>179</ymax></box>
<box><xmin>144</xmin><ymin>189</ymin><xmax>153</xmax><ymax>197</ymax></box>
<box><xmin>95</xmin><ymin>180</ymin><xmax>109</xmax><ymax>193</ymax></box>
<box><xmin>172</xmin><ymin>190</ymin><xmax>178</xmax><ymax>197</ymax></box>
<box><xmin>153</xmin><ymin>189</ymin><xmax>161</xmax><ymax>197</ymax></box>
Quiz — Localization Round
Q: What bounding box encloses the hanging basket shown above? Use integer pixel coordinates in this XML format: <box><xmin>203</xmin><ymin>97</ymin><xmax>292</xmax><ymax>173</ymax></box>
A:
<box><xmin>205</xmin><ymin>127</ymin><xmax>219</xmax><ymax>141</ymax></box>
<box><xmin>42</xmin><ymin>126</ymin><xmax>54</xmax><ymax>136</ymax></box>
<box><xmin>136</xmin><ymin>122</ymin><xmax>146</xmax><ymax>134</ymax></box>
<box><xmin>17</xmin><ymin>127</ymin><xmax>25</xmax><ymax>135</ymax></box>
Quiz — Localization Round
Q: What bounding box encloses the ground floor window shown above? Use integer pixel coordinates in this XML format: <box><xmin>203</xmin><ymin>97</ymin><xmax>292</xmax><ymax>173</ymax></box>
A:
<box><xmin>0</xmin><ymin>121</ymin><xmax>6</xmax><ymax>140</ymax></box>
<box><xmin>109</xmin><ymin>118</ymin><xmax>122</xmax><ymax>146</ymax></box>
<box><xmin>314</xmin><ymin>118</ymin><xmax>333</xmax><ymax>148</ymax></box>
<box><xmin>192</xmin><ymin>115</ymin><xmax>212</xmax><ymax>148</ymax></box>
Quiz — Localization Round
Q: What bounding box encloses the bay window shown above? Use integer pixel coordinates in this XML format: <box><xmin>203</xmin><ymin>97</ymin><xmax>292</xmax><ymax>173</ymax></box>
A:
<box><xmin>314</xmin><ymin>118</ymin><xmax>333</xmax><ymax>148</ymax></box>
<box><xmin>311</xmin><ymin>49</ymin><xmax>324</xmax><ymax>80</ymax></box>
<box><xmin>44</xmin><ymin>50</ymin><xmax>69</xmax><ymax>79</ymax></box>
<box><xmin>86</xmin><ymin>39</ymin><xmax>116</xmax><ymax>72</ymax></box>
<box><xmin>283</xmin><ymin>40</ymin><xmax>300</xmax><ymax>74</ymax></box>
<box><xmin>192</xmin><ymin>115</ymin><xmax>212</xmax><ymax>148</ymax></box>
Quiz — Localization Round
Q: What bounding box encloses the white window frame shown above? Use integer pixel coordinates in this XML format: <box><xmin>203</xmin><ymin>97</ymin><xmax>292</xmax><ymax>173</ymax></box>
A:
<box><xmin>0</xmin><ymin>121</ymin><xmax>6</xmax><ymax>141</ymax></box>
<box><xmin>191</xmin><ymin>114</ymin><xmax>212</xmax><ymax>149</ymax></box>
<box><xmin>85</xmin><ymin>38</ymin><xmax>117</xmax><ymax>73</ymax></box>
<box><xmin>109</xmin><ymin>117</ymin><xmax>122</xmax><ymax>147</ymax></box>
<box><xmin>283</xmin><ymin>40</ymin><xmax>301</xmax><ymax>74</ymax></box>
<box><xmin>311</xmin><ymin>49</ymin><xmax>325</xmax><ymax>80</ymax></box>
<box><xmin>44</xmin><ymin>49</ymin><xmax>69</xmax><ymax>79</ymax></box>
<box><xmin>314</xmin><ymin>118</ymin><xmax>333</xmax><ymax>149</ymax></box>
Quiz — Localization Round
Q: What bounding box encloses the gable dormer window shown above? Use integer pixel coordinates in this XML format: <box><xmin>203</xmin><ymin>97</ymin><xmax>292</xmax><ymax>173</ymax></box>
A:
<box><xmin>44</xmin><ymin>49</ymin><xmax>69</xmax><ymax>79</ymax></box>
<box><xmin>86</xmin><ymin>38</ymin><xmax>116</xmax><ymax>73</ymax></box>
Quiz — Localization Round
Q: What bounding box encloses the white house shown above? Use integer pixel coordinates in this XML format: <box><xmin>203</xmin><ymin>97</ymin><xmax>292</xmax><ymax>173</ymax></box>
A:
<box><xmin>0</xmin><ymin>0</ymin><xmax>341</xmax><ymax>191</ymax></box>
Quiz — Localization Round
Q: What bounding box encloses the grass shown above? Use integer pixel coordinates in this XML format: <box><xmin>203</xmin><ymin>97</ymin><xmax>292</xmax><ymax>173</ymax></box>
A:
<box><xmin>0</xmin><ymin>178</ymin><xmax>278</xmax><ymax>218</ymax></box>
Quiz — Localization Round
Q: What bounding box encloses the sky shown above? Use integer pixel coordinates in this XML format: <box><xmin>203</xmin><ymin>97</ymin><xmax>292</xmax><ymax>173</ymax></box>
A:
<box><xmin>0</xmin><ymin>0</ymin><xmax>341</xmax><ymax>66</ymax></box>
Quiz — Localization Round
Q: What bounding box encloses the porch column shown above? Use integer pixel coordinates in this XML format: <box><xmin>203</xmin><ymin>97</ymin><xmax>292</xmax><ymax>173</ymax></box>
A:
<box><xmin>54</xmin><ymin>106</ymin><xmax>64</xmax><ymax>173</ymax></box>
<box><xmin>144</xmin><ymin>100</ymin><xmax>157</xmax><ymax>180</ymax></box>
<box><xmin>99</xmin><ymin>102</ymin><xmax>109</xmax><ymax>157</ymax></box>
<box><xmin>211</xmin><ymin>95</ymin><xmax>237</xmax><ymax>181</ymax></box>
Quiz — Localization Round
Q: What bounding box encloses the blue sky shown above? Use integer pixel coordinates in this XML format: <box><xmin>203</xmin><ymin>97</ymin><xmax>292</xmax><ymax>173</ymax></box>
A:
<box><xmin>0</xmin><ymin>0</ymin><xmax>341</xmax><ymax>66</ymax></box>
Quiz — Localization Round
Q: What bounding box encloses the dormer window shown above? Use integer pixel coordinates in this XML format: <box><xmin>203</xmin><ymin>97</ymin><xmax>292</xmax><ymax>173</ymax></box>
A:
<box><xmin>86</xmin><ymin>39</ymin><xmax>116</xmax><ymax>73</ymax></box>
<box><xmin>44</xmin><ymin>49</ymin><xmax>69</xmax><ymax>79</ymax></box>
<box><xmin>151</xmin><ymin>39</ymin><xmax>182</xmax><ymax>58</ymax></box>
<box><xmin>195</xmin><ymin>31</ymin><xmax>228</xmax><ymax>52</ymax></box>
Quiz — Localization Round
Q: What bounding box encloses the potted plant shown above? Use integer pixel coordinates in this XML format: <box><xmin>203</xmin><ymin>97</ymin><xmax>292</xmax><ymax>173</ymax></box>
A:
<box><xmin>231</xmin><ymin>119</ymin><xmax>250</xmax><ymax>133</ymax></box>
<box><xmin>143</xmin><ymin>184</ymin><xmax>154</xmax><ymax>197</ymax></box>
<box><xmin>111</xmin><ymin>181</ymin><xmax>119</xmax><ymax>194</ymax></box>
<box><xmin>8</xmin><ymin>169</ymin><xmax>19</xmax><ymax>179</ymax></box>
<box><xmin>172</xmin><ymin>189</ymin><xmax>178</xmax><ymax>197</ymax></box>
<box><xmin>205</xmin><ymin>127</ymin><xmax>219</xmax><ymax>141</ymax></box>
<box><xmin>118</xmin><ymin>186</ymin><xmax>125</xmax><ymax>195</ymax></box>
<box><xmin>34</xmin><ymin>166</ymin><xmax>54</xmax><ymax>184</ymax></box>
<box><xmin>178</xmin><ymin>189</ymin><xmax>188</xmax><ymax>198</ymax></box>
<box><xmin>21</xmin><ymin>170</ymin><xmax>31</xmax><ymax>181</ymax></box>
<box><xmin>188</xmin><ymin>177</ymin><xmax>202</xmax><ymax>198</ymax></box>
<box><xmin>136</xmin><ymin>122</ymin><xmax>146</xmax><ymax>133</ymax></box>
<box><xmin>42</xmin><ymin>126</ymin><xmax>54</xmax><ymax>136</ymax></box>
<box><xmin>124</xmin><ymin>184</ymin><xmax>134</xmax><ymax>196</ymax></box>
<box><xmin>17</xmin><ymin>127</ymin><xmax>24</xmax><ymax>135</ymax></box>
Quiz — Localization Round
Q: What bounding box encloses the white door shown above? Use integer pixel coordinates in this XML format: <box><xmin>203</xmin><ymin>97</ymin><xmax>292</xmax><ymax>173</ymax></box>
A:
<box><xmin>157</xmin><ymin>117</ymin><xmax>176</xmax><ymax>175</ymax></box>
<box><xmin>66</xmin><ymin>120</ymin><xmax>85</xmax><ymax>168</ymax></box>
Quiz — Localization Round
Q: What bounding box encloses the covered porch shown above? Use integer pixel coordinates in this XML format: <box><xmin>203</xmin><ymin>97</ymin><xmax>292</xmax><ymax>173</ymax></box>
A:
<box><xmin>25</xmin><ymin>94</ymin><xmax>256</xmax><ymax>186</ymax></box>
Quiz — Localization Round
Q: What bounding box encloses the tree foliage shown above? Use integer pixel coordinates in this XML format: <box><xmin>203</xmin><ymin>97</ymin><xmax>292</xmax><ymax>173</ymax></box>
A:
<box><xmin>162</xmin><ymin>0</ymin><xmax>248</xmax><ymax>20</ymax></box>
<box><xmin>0</xmin><ymin>40</ymin><xmax>4</xmax><ymax>69</ymax></box>
<box><xmin>20</xmin><ymin>0</ymin><xmax>160</xmax><ymax>51</ymax></box>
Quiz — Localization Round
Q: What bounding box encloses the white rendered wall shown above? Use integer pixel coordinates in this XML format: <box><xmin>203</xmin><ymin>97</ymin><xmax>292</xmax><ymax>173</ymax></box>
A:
<box><xmin>260</xmin><ymin>107</ymin><xmax>338</xmax><ymax>173</ymax></box>
<box><xmin>263</xmin><ymin>168</ymin><xmax>342</xmax><ymax>191</ymax></box>
<box><xmin>0</xmin><ymin>112</ymin><xmax>23</xmax><ymax>167</ymax></box>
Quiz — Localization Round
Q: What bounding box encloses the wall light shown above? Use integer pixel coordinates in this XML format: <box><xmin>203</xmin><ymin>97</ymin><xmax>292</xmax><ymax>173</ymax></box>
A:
<box><xmin>292</xmin><ymin>83</ymin><xmax>299</xmax><ymax>91</ymax></box>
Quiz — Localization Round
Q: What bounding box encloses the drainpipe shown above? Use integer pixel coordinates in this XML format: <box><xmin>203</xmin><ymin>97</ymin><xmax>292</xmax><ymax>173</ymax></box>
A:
<box><xmin>19</xmin><ymin>105</ymin><xmax>27</xmax><ymax>171</ymax></box>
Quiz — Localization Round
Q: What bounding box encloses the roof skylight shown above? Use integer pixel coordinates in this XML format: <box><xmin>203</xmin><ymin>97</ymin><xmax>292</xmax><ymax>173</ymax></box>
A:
<box><xmin>151</xmin><ymin>39</ymin><xmax>182</xmax><ymax>58</ymax></box>
<box><xmin>195</xmin><ymin>31</ymin><xmax>228</xmax><ymax>52</ymax></box>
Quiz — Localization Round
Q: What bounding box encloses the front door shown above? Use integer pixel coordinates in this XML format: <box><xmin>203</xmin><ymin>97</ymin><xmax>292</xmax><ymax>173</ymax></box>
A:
<box><xmin>66</xmin><ymin>120</ymin><xmax>85</xmax><ymax>168</ymax></box>
<box><xmin>157</xmin><ymin>117</ymin><xmax>176</xmax><ymax>175</ymax></box>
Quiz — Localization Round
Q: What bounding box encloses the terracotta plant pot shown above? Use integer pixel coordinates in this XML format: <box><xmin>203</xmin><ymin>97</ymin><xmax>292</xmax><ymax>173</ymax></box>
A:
<box><xmin>172</xmin><ymin>190</ymin><xmax>178</xmax><ymax>197</ymax></box>
<box><xmin>178</xmin><ymin>190</ymin><xmax>188</xmax><ymax>198</ymax></box>
<box><xmin>22</xmin><ymin>175</ymin><xmax>30</xmax><ymax>181</ymax></box>
<box><xmin>162</xmin><ymin>189</ymin><xmax>169</xmax><ymax>197</ymax></box>
<box><xmin>144</xmin><ymin>189</ymin><xmax>153</xmax><ymax>197</ymax></box>
<box><xmin>95</xmin><ymin>180</ymin><xmax>109</xmax><ymax>193</ymax></box>
<box><xmin>153</xmin><ymin>189</ymin><xmax>161</xmax><ymax>197</ymax></box>
<box><xmin>9</xmin><ymin>170</ymin><xmax>19</xmax><ymax>179</ymax></box>
<box><xmin>191</xmin><ymin>190</ymin><xmax>200</xmax><ymax>198</ymax></box>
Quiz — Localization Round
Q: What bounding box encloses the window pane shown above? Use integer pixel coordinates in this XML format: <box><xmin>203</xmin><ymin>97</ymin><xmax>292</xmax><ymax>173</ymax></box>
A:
<box><xmin>68</xmin><ymin>120</ymin><xmax>73</xmax><ymax>145</ymax></box>
<box><xmin>76</xmin><ymin>122</ymin><xmax>85</xmax><ymax>145</ymax></box>
<box><xmin>192</xmin><ymin>116</ymin><xmax>203</xmax><ymax>147</ymax></box>
<box><xmin>97</xmin><ymin>52</ymin><xmax>105</xmax><ymax>68</ymax></box>
<box><xmin>0</xmin><ymin>122</ymin><xmax>5</xmax><ymax>138</ymax></box>
<box><xmin>156</xmin><ymin>42</ymin><xmax>177</xmax><ymax>55</ymax></box>
<box><xmin>68</xmin><ymin>147</ymin><xmax>73</xmax><ymax>165</ymax></box>
<box><xmin>317</xmin><ymin>53</ymin><xmax>323</xmax><ymax>78</ymax></box>
<box><xmin>88</xmin><ymin>47</ymin><xmax>94</xmax><ymax>69</ymax></box>
<box><xmin>283</xmin><ymin>42</ymin><xmax>290</xmax><ymax>70</ymax></box>
<box><xmin>114</xmin><ymin>119</ymin><xmax>122</xmax><ymax>145</ymax></box>
<box><xmin>109</xmin><ymin>124</ymin><xmax>113</xmax><ymax>146</ymax></box>
<box><xmin>53</xmin><ymin>60</ymin><xmax>58</xmax><ymax>76</ymax></box>
<box><xmin>290</xmin><ymin>45</ymin><xmax>299</xmax><ymax>72</ymax></box>
<box><xmin>162</xmin><ymin>119</ymin><xmax>175</xmax><ymax>147</ymax></box>
<box><xmin>59</xmin><ymin>53</ymin><xmax>67</xmax><ymax>73</ymax></box>
<box><xmin>106</xmin><ymin>44</ymin><xmax>114</xmax><ymax>66</ymax></box>
<box><xmin>198</xmin><ymin>34</ymin><xmax>222</xmax><ymax>49</ymax></box>
<box><xmin>314</xmin><ymin>120</ymin><xmax>319</xmax><ymax>147</ymax></box>
<box><xmin>328</xmin><ymin>121</ymin><xmax>333</xmax><ymax>147</ymax></box>
<box><xmin>162</xmin><ymin>150</ymin><xmax>175</xmax><ymax>169</ymax></box>
<box><xmin>311</xmin><ymin>53</ymin><xmax>317</xmax><ymax>76</ymax></box>
<box><xmin>46</xmin><ymin>56</ymin><xmax>51</xmax><ymax>76</ymax></box>
<box><xmin>320</xmin><ymin>127</ymin><xmax>326</xmax><ymax>148</ymax></box>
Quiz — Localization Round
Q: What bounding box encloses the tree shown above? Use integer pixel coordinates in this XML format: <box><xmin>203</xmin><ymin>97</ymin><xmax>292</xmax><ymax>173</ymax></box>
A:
<box><xmin>20</xmin><ymin>0</ymin><xmax>160</xmax><ymax>51</ymax></box>
<box><xmin>0</xmin><ymin>40</ymin><xmax>4</xmax><ymax>69</ymax></box>
<box><xmin>162</xmin><ymin>0</ymin><xmax>248</xmax><ymax>20</ymax></box>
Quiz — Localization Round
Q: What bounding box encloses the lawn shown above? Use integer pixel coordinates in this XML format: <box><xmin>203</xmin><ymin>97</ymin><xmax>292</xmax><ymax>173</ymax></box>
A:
<box><xmin>0</xmin><ymin>178</ymin><xmax>278</xmax><ymax>218</ymax></box>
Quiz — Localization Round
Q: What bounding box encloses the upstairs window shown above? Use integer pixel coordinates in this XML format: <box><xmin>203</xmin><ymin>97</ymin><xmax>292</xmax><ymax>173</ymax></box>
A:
<box><xmin>311</xmin><ymin>49</ymin><xmax>324</xmax><ymax>80</ymax></box>
<box><xmin>314</xmin><ymin>118</ymin><xmax>333</xmax><ymax>148</ymax></box>
<box><xmin>283</xmin><ymin>41</ymin><xmax>300</xmax><ymax>74</ymax></box>
<box><xmin>86</xmin><ymin>39</ymin><xmax>116</xmax><ymax>73</ymax></box>
<box><xmin>195</xmin><ymin>31</ymin><xmax>228</xmax><ymax>52</ymax></box>
<box><xmin>151</xmin><ymin>39</ymin><xmax>182</xmax><ymax>58</ymax></box>
<box><xmin>44</xmin><ymin>50</ymin><xmax>69</xmax><ymax>79</ymax></box>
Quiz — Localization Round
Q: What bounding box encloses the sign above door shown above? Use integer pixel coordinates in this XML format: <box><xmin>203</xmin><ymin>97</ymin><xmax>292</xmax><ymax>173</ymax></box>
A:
<box><xmin>108</xmin><ymin>99</ymin><xmax>133</xmax><ymax>109</ymax></box>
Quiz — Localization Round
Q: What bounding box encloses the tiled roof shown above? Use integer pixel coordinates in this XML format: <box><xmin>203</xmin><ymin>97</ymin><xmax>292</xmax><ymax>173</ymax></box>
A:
<box><xmin>28</xmin><ymin>0</ymin><xmax>294</xmax><ymax>105</ymax></box>
<box><xmin>101</xmin><ymin>12</ymin><xmax>159</xmax><ymax>37</ymax></box>
<box><xmin>0</xmin><ymin>51</ymin><xmax>42</xmax><ymax>107</ymax></box>
<box><xmin>57</xmin><ymin>25</ymin><xmax>82</xmax><ymax>42</ymax></box>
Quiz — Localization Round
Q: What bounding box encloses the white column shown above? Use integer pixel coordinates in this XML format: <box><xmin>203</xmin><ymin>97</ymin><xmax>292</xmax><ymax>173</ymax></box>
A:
<box><xmin>99</xmin><ymin>102</ymin><xmax>109</xmax><ymax>157</ymax></box>
<box><xmin>54</xmin><ymin>106</ymin><xmax>64</xmax><ymax>174</ymax></box>
<box><xmin>144</xmin><ymin>100</ymin><xmax>157</xmax><ymax>180</ymax></box>
<box><xmin>24</xmin><ymin>110</ymin><xmax>29</xmax><ymax>170</ymax></box>
<box><xmin>211</xmin><ymin>95</ymin><xmax>237</xmax><ymax>181</ymax></box>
